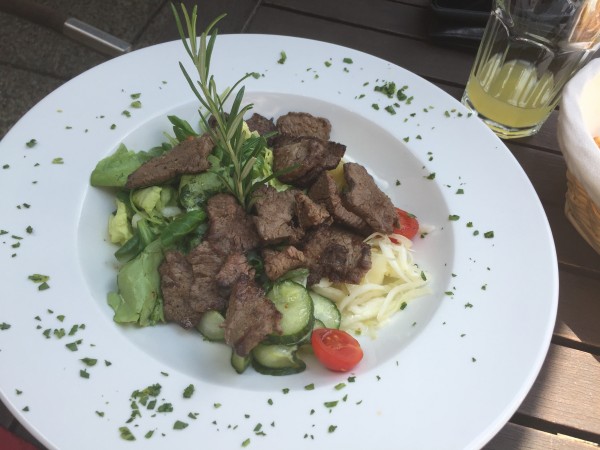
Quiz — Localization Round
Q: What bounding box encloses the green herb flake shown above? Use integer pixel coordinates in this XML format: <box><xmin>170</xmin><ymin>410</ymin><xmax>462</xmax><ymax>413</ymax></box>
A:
<box><xmin>465</xmin><ymin>302</ymin><xmax>473</xmax><ymax>309</ymax></box>
<box><xmin>267</xmin><ymin>398</ymin><xmax>273</xmax><ymax>405</ymax></box>
<box><xmin>183</xmin><ymin>384</ymin><xmax>195</xmax><ymax>398</ymax></box>
<box><xmin>282</xmin><ymin>388</ymin><xmax>290</xmax><ymax>394</ymax></box>
<box><xmin>157</xmin><ymin>403</ymin><xmax>173</xmax><ymax>413</ymax></box>
<box><xmin>65</xmin><ymin>341</ymin><xmax>79</xmax><ymax>351</ymax></box>
<box><xmin>484</xmin><ymin>231</ymin><xmax>495</xmax><ymax>238</ymax></box>
<box><xmin>38</xmin><ymin>282</ymin><xmax>50</xmax><ymax>291</ymax></box>
<box><xmin>277</xmin><ymin>51</ymin><xmax>287</xmax><ymax>64</ymax></box>
<box><xmin>343</xmin><ymin>57</ymin><xmax>353</xmax><ymax>64</ymax></box>
<box><xmin>25</xmin><ymin>139</ymin><xmax>37</xmax><ymax>148</ymax></box>
<box><xmin>2</xmin><ymin>164</ymin><xmax>9</xmax><ymax>169</ymax></box>
<box><xmin>384</xmin><ymin>105</ymin><xmax>396</xmax><ymax>115</ymax></box>
<box><xmin>26</xmin><ymin>226</ymin><xmax>33</xmax><ymax>234</ymax></box>
<box><xmin>334</xmin><ymin>383</ymin><xmax>346</xmax><ymax>391</ymax></box>
<box><xmin>371</xmin><ymin>103</ymin><xmax>380</xmax><ymax>110</ymax></box>
<box><xmin>0</xmin><ymin>323</ymin><xmax>10</xmax><ymax>330</ymax></box>
<box><xmin>173</xmin><ymin>420</ymin><xmax>188</xmax><ymax>430</ymax></box>
<box><xmin>242</xmin><ymin>438</ymin><xmax>251</xmax><ymax>447</ymax></box>
<box><xmin>52</xmin><ymin>158</ymin><xmax>64</xmax><ymax>164</ymax></box>
<box><xmin>445</xmin><ymin>291</ymin><xmax>454</xmax><ymax>296</ymax></box>
<box><xmin>95</xmin><ymin>411</ymin><xmax>104</xmax><ymax>417</ymax></box>
<box><xmin>28</xmin><ymin>274</ymin><xmax>49</xmax><ymax>284</ymax></box>
<box><xmin>130</xmin><ymin>93</ymin><xmax>141</xmax><ymax>99</ymax></box>
<box><xmin>110</xmin><ymin>124</ymin><xmax>116</xmax><ymax>130</ymax></box>
<box><xmin>119</xmin><ymin>427</ymin><xmax>136</xmax><ymax>441</ymax></box>
<box><xmin>144</xmin><ymin>430</ymin><xmax>154</xmax><ymax>439</ymax></box>
<box><xmin>105</xmin><ymin>360</ymin><xmax>112</xmax><ymax>366</ymax></box>
<box><xmin>328</xmin><ymin>425</ymin><xmax>338</xmax><ymax>433</ymax></box>
<box><xmin>420</xmin><ymin>271</ymin><xmax>427</xmax><ymax>281</ymax></box>
<box><xmin>80</xmin><ymin>369</ymin><xmax>90</xmax><ymax>379</ymax></box>
<box><xmin>324</xmin><ymin>400</ymin><xmax>338</xmax><ymax>408</ymax></box>
<box><xmin>400</xmin><ymin>301</ymin><xmax>408</xmax><ymax>310</ymax></box>
<box><xmin>426</xmin><ymin>172</ymin><xmax>436</xmax><ymax>180</ymax></box>
<box><xmin>304</xmin><ymin>383</ymin><xmax>315</xmax><ymax>390</ymax></box>
<box><xmin>81</xmin><ymin>357</ymin><xmax>97</xmax><ymax>367</ymax></box>
<box><xmin>22</xmin><ymin>406</ymin><xmax>29</xmax><ymax>412</ymax></box>
<box><xmin>130</xmin><ymin>100</ymin><xmax>142</xmax><ymax>109</ymax></box>
<box><xmin>324</xmin><ymin>60</ymin><xmax>332</xmax><ymax>67</ymax></box>
<box><xmin>122</xmin><ymin>110</ymin><xmax>131</xmax><ymax>117</ymax></box>
<box><xmin>448</xmin><ymin>215</ymin><xmax>460</xmax><ymax>221</ymax></box>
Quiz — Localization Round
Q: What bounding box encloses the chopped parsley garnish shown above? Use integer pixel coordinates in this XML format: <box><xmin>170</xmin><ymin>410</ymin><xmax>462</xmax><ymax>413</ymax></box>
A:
<box><xmin>448</xmin><ymin>215</ymin><xmax>460</xmax><ymax>221</ymax></box>
<box><xmin>343</xmin><ymin>57</ymin><xmax>353</xmax><ymax>63</ymax></box>
<box><xmin>242</xmin><ymin>438</ymin><xmax>251</xmax><ymax>447</ymax></box>
<box><xmin>371</xmin><ymin>103</ymin><xmax>380</xmax><ymax>110</ymax></box>
<box><xmin>122</xmin><ymin>110</ymin><xmax>131</xmax><ymax>117</ymax></box>
<box><xmin>130</xmin><ymin>93</ymin><xmax>141</xmax><ymax>99</ymax></box>
<box><xmin>130</xmin><ymin>100</ymin><xmax>142</xmax><ymax>109</ymax></box>
<box><xmin>157</xmin><ymin>403</ymin><xmax>173</xmax><ymax>413</ymax></box>
<box><xmin>426</xmin><ymin>172</ymin><xmax>436</xmax><ymax>180</ymax></box>
<box><xmin>324</xmin><ymin>60</ymin><xmax>332</xmax><ymax>67</ymax></box>
<box><xmin>0</xmin><ymin>323</ymin><xmax>11</xmax><ymax>330</ymax></box>
<box><xmin>183</xmin><ymin>384</ymin><xmax>195</xmax><ymax>398</ymax></box>
<box><xmin>95</xmin><ymin>411</ymin><xmax>105</xmax><ymax>417</ymax></box>
<box><xmin>52</xmin><ymin>157</ymin><xmax>64</xmax><ymax>164</ymax></box>
<box><xmin>119</xmin><ymin>427</ymin><xmax>136</xmax><ymax>441</ymax></box>
<box><xmin>25</xmin><ymin>139</ymin><xmax>37</xmax><ymax>148</ymax></box>
<box><xmin>173</xmin><ymin>420</ymin><xmax>188</xmax><ymax>430</ymax></box>
<box><xmin>304</xmin><ymin>383</ymin><xmax>315</xmax><ymax>390</ymax></box>
<box><xmin>374</xmin><ymin>81</ymin><xmax>396</xmax><ymax>98</ymax></box>
<box><xmin>334</xmin><ymin>383</ymin><xmax>346</xmax><ymax>390</ymax></box>
<box><xmin>384</xmin><ymin>105</ymin><xmax>396</xmax><ymax>115</ymax></box>
<box><xmin>277</xmin><ymin>51</ymin><xmax>287</xmax><ymax>64</ymax></box>
<box><xmin>28</xmin><ymin>274</ymin><xmax>49</xmax><ymax>283</ymax></box>
<box><xmin>328</xmin><ymin>425</ymin><xmax>338</xmax><ymax>432</ymax></box>
<box><xmin>484</xmin><ymin>231</ymin><xmax>495</xmax><ymax>238</ymax></box>
<box><xmin>80</xmin><ymin>369</ymin><xmax>90</xmax><ymax>379</ymax></box>
<box><xmin>144</xmin><ymin>430</ymin><xmax>154</xmax><ymax>439</ymax></box>
<box><xmin>26</xmin><ymin>226</ymin><xmax>33</xmax><ymax>234</ymax></box>
<box><xmin>324</xmin><ymin>400</ymin><xmax>338</xmax><ymax>408</ymax></box>
<box><xmin>81</xmin><ymin>357</ymin><xmax>97</xmax><ymax>366</ymax></box>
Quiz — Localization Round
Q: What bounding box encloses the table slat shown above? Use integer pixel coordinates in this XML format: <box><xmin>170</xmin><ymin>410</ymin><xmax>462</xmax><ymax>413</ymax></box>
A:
<box><xmin>485</xmin><ymin>422</ymin><xmax>599</xmax><ymax>450</ymax></box>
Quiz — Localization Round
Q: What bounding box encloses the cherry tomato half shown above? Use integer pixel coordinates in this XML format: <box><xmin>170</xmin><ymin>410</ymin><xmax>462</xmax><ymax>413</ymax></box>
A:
<box><xmin>311</xmin><ymin>328</ymin><xmax>363</xmax><ymax>372</ymax></box>
<box><xmin>392</xmin><ymin>208</ymin><xmax>419</xmax><ymax>240</ymax></box>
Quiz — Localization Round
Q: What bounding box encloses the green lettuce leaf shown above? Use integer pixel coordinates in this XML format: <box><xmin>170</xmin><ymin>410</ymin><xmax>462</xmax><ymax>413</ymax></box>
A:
<box><xmin>107</xmin><ymin>239</ymin><xmax>165</xmax><ymax>326</ymax></box>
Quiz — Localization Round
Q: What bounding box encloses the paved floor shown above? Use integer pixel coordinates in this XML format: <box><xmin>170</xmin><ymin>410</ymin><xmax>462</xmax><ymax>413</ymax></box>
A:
<box><xmin>0</xmin><ymin>1</ymin><xmax>258</xmax><ymax>447</ymax></box>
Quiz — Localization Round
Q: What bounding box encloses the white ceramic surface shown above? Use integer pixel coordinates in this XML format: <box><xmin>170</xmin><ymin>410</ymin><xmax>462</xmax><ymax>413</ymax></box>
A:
<box><xmin>0</xmin><ymin>35</ymin><xmax>558</xmax><ymax>450</ymax></box>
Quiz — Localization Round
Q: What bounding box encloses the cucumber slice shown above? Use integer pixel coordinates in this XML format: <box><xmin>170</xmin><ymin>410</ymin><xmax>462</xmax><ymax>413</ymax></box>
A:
<box><xmin>309</xmin><ymin>291</ymin><xmax>341</xmax><ymax>329</ymax></box>
<box><xmin>230</xmin><ymin>349</ymin><xmax>251</xmax><ymax>374</ymax></box>
<box><xmin>196</xmin><ymin>310</ymin><xmax>225</xmax><ymax>341</ymax></box>
<box><xmin>251</xmin><ymin>344</ymin><xmax>306</xmax><ymax>376</ymax></box>
<box><xmin>266</xmin><ymin>280</ymin><xmax>314</xmax><ymax>345</ymax></box>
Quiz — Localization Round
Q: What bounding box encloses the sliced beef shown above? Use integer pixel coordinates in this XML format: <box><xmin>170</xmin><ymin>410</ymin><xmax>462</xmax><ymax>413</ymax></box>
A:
<box><xmin>342</xmin><ymin>162</ymin><xmax>399</xmax><ymax>234</ymax></box>
<box><xmin>246</xmin><ymin>113</ymin><xmax>277</xmax><ymax>145</ymax></box>
<box><xmin>187</xmin><ymin>242</ymin><xmax>228</xmax><ymax>313</ymax></box>
<box><xmin>262</xmin><ymin>246</ymin><xmax>307</xmax><ymax>281</ymax></box>
<box><xmin>216</xmin><ymin>253</ymin><xmax>255</xmax><ymax>289</ymax></box>
<box><xmin>223</xmin><ymin>276</ymin><xmax>283</xmax><ymax>357</ymax></box>
<box><xmin>273</xmin><ymin>136</ymin><xmax>345</xmax><ymax>188</ymax></box>
<box><xmin>252</xmin><ymin>185</ymin><xmax>304</xmax><ymax>245</ymax></box>
<box><xmin>295</xmin><ymin>191</ymin><xmax>331</xmax><ymax>229</ymax></box>
<box><xmin>302</xmin><ymin>225</ymin><xmax>372</xmax><ymax>286</ymax></box>
<box><xmin>205</xmin><ymin>193</ymin><xmax>260</xmax><ymax>256</ymax></box>
<box><xmin>276</xmin><ymin>112</ymin><xmax>331</xmax><ymax>140</ymax></box>
<box><xmin>308</xmin><ymin>171</ymin><xmax>371</xmax><ymax>236</ymax></box>
<box><xmin>159</xmin><ymin>250</ymin><xmax>202</xmax><ymax>329</ymax></box>
<box><xmin>125</xmin><ymin>134</ymin><xmax>213</xmax><ymax>189</ymax></box>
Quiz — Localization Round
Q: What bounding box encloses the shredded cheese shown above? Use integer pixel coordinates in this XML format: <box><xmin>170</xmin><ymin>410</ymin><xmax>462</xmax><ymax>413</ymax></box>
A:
<box><xmin>312</xmin><ymin>232</ymin><xmax>429</xmax><ymax>335</ymax></box>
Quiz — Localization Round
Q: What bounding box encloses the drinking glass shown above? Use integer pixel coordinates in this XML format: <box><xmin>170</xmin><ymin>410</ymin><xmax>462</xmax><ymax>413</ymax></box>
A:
<box><xmin>462</xmin><ymin>0</ymin><xmax>600</xmax><ymax>139</ymax></box>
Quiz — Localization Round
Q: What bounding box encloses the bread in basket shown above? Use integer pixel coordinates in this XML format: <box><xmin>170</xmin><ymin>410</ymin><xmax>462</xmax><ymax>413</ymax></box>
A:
<box><xmin>557</xmin><ymin>57</ymin><xmax>600</xmax><ymax>254</ymax></box>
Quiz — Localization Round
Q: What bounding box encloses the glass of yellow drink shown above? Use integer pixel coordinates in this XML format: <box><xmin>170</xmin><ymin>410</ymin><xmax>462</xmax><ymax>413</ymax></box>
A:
<box><xmin>462</xmin><ymin>0</ymin><xmax>600</xmax><ymax>139</ymax></box>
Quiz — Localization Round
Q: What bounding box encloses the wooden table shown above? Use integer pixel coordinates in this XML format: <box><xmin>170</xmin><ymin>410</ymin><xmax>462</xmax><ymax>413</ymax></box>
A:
<box><xmin>1</xmin><ymin>1</ymin><xmax>599</xmax><ymax>448</ymax></box>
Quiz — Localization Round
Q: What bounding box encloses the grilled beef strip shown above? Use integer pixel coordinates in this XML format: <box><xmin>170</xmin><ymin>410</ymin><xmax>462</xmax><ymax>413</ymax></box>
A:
<box><xmin>252</xmin><ymin>185</ymin><xmax>305</xmax><ymax>245</ymax></box>
<box><xmin>223</xmin><ymin>275</ymin><xmax>283</xmax><ymax>357</ymax></box>
<box><xmin>308</xmin><ymin>171</ymin><xmax>371</xmax><ymax>236</ymax></box>
<box><xmin>294</xmin><ymin>191</ymin><xmax>332</xmax><ymax>229</ymax></box>
<box><xmin>272</xmin><ymin>136</ymin><xmax>345</xmax><ymax>188</ymax></box>
<box><xmin>125</xmin><ymin>133</ymin><xmax>214</xmax><ymax>189</ymax></box>
<box><xmin>302</xmin><ymin>225</ymin><xmax>372</xmax><ymax>286</ymax></box>
<box><xmin>216</xmin><ymin>253</ymin><xmax>255</xmax><ymax>289</ymax></box>
<box><xmin>205</xmin><ymin>193</ymin><xmax>261</xmax><ymax>256</ymax></box>
<box><xmin>262</xmin><ymin>246</ymin><xmax>307</xmax><ymax>281</ymax></box>
<box><xmin>342</xmin><ymin>162</ymin><xmax>399</xmax><ymax>234</ymax></box>
<box><xmin>246</xmin><ymin>113</ymin><xmax>278</xmax><ymax>145</ymax></box>
<box><xmin>276</xmin><ymin>112</ymin><xmax>332</xmax><ymax>140</ymax></box>
<box><xmin>159</xmin><ymin>250</ymin><xmax>202</xmax><ymax>329</ymax></box>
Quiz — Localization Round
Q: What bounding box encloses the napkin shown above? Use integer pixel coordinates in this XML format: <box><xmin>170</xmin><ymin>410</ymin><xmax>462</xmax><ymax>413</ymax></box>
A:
<box><xmin>557</xmin><ymin>57</ymin><xmax>600</xmax><ymax>207</ymax></box>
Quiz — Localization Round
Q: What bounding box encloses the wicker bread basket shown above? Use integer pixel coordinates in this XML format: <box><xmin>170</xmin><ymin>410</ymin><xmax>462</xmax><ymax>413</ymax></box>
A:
<box><xmin>557</xmin><ymin>58</ymin><xmax>600</xmax><ymax>255</ymax></box>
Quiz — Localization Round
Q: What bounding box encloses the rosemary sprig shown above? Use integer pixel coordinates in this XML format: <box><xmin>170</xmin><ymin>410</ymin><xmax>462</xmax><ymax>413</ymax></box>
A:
<box><xmin>171</xmin><ymin>3</ymin><xmax>269</xmax><ymax>210</ymax></box>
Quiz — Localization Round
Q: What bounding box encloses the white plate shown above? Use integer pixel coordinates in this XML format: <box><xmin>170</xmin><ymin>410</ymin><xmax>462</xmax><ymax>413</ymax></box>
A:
<box><xmin>0</xmin><ymin>35</ymin><xmax>558</xmax><ymax>450</ymax></box>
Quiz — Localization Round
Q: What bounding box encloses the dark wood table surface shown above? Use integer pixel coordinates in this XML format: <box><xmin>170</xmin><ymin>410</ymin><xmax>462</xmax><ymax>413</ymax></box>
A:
<box><xmin>1</xmin><ymin>1</ymin><xmax>599</xmax><ymax>449</ymax></box>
